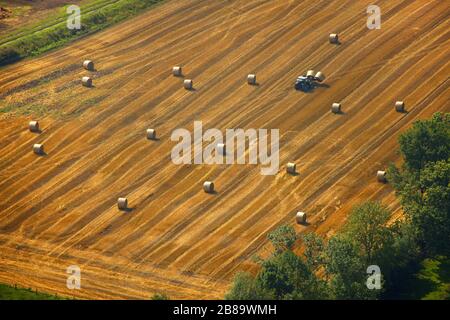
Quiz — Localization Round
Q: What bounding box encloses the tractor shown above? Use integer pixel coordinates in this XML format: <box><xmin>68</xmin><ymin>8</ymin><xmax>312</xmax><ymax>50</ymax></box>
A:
<box><xmin>295</xmin><ymin>70</ymin><xmax>325</xmax><ymax>92</ymax></box>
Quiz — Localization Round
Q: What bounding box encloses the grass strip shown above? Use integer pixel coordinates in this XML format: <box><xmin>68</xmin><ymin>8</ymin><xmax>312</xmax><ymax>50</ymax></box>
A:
<box><xmin>0</xmin><ymin>283</ymin><xmax>65</xmax><ymax>300</ymax></box>
<box><xmin>0</xmin><ymin>0</ymin><xmax>164</xmax><ymax>66</ymax></box>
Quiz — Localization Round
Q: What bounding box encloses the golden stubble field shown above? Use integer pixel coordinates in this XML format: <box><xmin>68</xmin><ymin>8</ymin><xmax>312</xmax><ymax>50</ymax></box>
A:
<box><xmin>0</xmin><ymin>0</ymin><xmax>449</xmax><ymax>299</ymax></box>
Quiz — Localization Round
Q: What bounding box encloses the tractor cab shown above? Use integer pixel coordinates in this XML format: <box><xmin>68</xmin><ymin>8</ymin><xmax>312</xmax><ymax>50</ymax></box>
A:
<box><xmin>295</xmin><ymin>76</ymin><xmax>314</xmax><ymax>91</ymax></box>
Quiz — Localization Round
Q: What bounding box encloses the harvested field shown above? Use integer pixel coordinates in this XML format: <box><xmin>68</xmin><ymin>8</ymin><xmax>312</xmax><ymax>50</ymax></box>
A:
<box><xmin>0</xmin><ymin>0</ymin><xmax>449</xmax><ymax>299</ymax></box>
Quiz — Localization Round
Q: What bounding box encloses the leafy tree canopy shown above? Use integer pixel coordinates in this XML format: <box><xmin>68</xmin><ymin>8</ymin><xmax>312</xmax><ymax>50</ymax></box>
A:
<box><xmin>267</xmin><ymin>224</ymin><xmax>298</xmax><ymax>254</ymax></box>
<box><xmin>398</xmin><ymin>112</ymin><xmax>449</xmax><ymax>172</ymax></box>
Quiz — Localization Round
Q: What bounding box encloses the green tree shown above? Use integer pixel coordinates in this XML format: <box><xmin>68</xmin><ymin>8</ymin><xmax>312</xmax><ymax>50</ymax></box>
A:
<box><xmin>397</xmin><ymin>112</ymin><xmax>449</xmax><ymax>171</ymax></box>
<box><xmin>416</xmin><ymin>160</ymin><xmax>450</xmax><ymax>255</ymax></box>
<box><xmin>226</xmin><ymin>225</ymin><xmax>329</xmax><ymax>300</ymax></box>
<box><xmin>390</xmin><ymin>160</ymin><xmax>450</xmax><ymax>256</ymax></box>
<box><xmin>324</xmin><ymin>235</ymin><xmax>378</xmax><ymax>299</ymax></box>
<box><xmin>388</xmin><ymin>113</ymin><xmax>450</xmax><ymax>256</ymax></box>
<box><xmin>267</xmin><ymin>224</ymin><xmax>298</xmax><ymax>254</ymax></box>
<box><xmin>321</xmin><ymin>202</ymin><xmax>399</xmax><ymax>299</ymax></box>
<box><xmin>257</xmin><ymin>250</ymin><xmax>329</xmax><ymax>300</ymax></box>
<box><xmin>343</xmin><ymin>201</ymin><xmax>393</xmax><ymax>264</ymax></box>
<box><xmin>302</xmin><ymin>232</ymin><xmax>326</xmax><ymax>271</ymax></box>
<box><xmin>225</xmin><ymin>272</ymin><xmax>271</xmax><ymax>300</ymax></box>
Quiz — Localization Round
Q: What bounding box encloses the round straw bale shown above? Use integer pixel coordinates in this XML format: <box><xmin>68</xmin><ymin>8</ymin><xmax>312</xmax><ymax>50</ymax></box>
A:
<box><xmin>82</xmin><ymin>76</ymin><xmax>92</xmax><ymax>87</ymax></box>
<box><xmin>286</xmin><ymin>162</ymin><xmax>296</xmax><ymax>174</ymax></box>
<box><xmin>147</xmin><ymin>129</ymin><xmax>156</xmax><ymax>140</ymax></box>
<box><xmin>184</xmin><ymin>79</ymin><xmax>193</xmax><ymax>90</ymax></box>
<box><xmin>203</xmin><ymin>181</ymin><xmax>214</xmax><ymax>193</ymax></box>
<box><xmin>296</xmin><ymin>211</ymin><xmax>307</xmax><ymax>224</ymax></box>
<box><xmin>29</xmin><ymin>121</ymin><xmax>39</xmax><ymax>132</ymax></box>
<box><xmin>118</xmin><ymin>197</ymin><xmax>128</xmax><ymax>210</ymax></box>
<box><xmin>217</xmin><ymin>143</ymin><xmax>226</xmax><ymax>155</ymax></box>
<box><xmin>83</xmin><ymin>60</ymin><xmax>94</xmax><ymax>71</ymax></box>
<box><xmin>329</xmin><ymin>33</ymin><xmax>339</xmax><ymax>43</ymax></box>
<box><xmin>172</xmin><ymin>66</ymin><xmax>182</xmax><ymax>76</ymax></box>
<box><xmin>377</xmin><ymin>170</ymin><xmax>387</xmax><ymax>183</ymax></box>
<box><xmin>315</xmin><ymin>72</ymin><xmax>325</xmax><ymax>82</ymax></box>
<box><xmin>306</xmin><ymin>70</ymin><xmax>315</xmax><ymax>77</ymax></box>
<box><xmin>331</xmin><ymin>103</ymin><xmax>341</xmax><ymax>113</ymax></box>
<box><xmin>33</xmin><ymin>143</ymin><xmax>44</xmax><ymax>155</ymax></box>
<box><xmin>247</xmin><ymin>74</ymin><xmax>256</xmax><ymax>85</ymax></box>
<box><xmin>395</xmin><ymin>101</ymin><xmax>405</xmax><ymax>112</ymax></box>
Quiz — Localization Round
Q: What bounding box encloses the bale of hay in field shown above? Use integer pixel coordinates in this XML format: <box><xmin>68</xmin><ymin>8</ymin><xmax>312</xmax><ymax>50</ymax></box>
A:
<box><xmin>83</xmin><ymin>60</ymin><xmax>94</xmax><ymax>71</ymax></box>
<box><xmin>117</xmin><ymin>197</ymin><xmax>128</xmax><ymax>210</ymax></box>
<box><xmin>203</xmin><ymin>181</ymin><xmax>214</xmax><ymax>193</ymax></box>
<box><xmin>217</xmin><ymin>143</ymin><xmax>226</xmax><ymax>155</ymax></box>
<box><xmin>296</xmin><ymin>211</ymin><xmax>307</xmax><ymax>224</ymax></box>
<box><xmin>184</xmin><ymin>79</ymin><xmax>193</xmax><ymax>90</ymax></box>
<box><xmin>82</xmin><ymin>76</ymin><xmax>92</xmax><ymax>87</ymax></box>
<box><xmin>377</xmin><ymin>170</ymin><xmax>387</xmax><ymax>183</ymax></box>
<box><xmin>172</xmin><ymin>66</ymin><xmax>182</xmax><ymax>76</ymax></box>
<box><xmin>395</xmin><ymin>101</ymin><xmax>405</xmax><ymax>112</ymax></box>
<box><xmin>315</xmin><ymin>71</ymin><xmax>325</xmax><ymax>82</ymax></box>
<box><xmin>33</xmin><ymin>143</ymin><xmax>44</xmax><ymax>155</ymax></box>
<box><xmin>306</xmin><ymin>70</ymin><xmax>315</xmax><ymax>77</ymax></box>
<box><xmin>331</xmin><ymin>103</ymin><xmax>341</xmax><ymax>113</ymax></box>
<box><xmin>147</xmin><ymin>129</ymin><xmax>156</xmax><ymax>140</ymax></box>
<box><xmin>29</xmin><ymin>121</ymin><xmax>39</xmax><ymax>132</ymax></box>
<box><xmin>247</xmin><ymin>74</ymin><xmax>256</xmax><ymax>85</ymax></box>
<box><xmin>286</xmin><ymin>162</ymin><xmax>296</xmax><ymax>174</ymax></box>
<box><xmin>329</xmin><ymin>33</ymin><xmax>339</xmax><ymax>43</ymax></box>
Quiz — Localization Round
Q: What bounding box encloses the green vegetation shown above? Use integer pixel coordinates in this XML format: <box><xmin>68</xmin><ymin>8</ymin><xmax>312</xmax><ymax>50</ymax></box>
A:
<box><xmin>389</xmin><ymin>113</ymin><xmax>450</xmax><ymax>257</ymax></box>
<box><xmin>0</xmin><ymin>283</ymin><xmax>62</xmax><ymax>300</ymax></box>
<box><xmin>267</xmin><ymin>224</ymin><xmax>298</xmax><ymax>254</ymax></box>
<box><xmin>0</xmin><ymin>0</ymin><xmax>164</xmax><ymax>66</ymax></box>
<box><xmin>396</xmin><ymin>113</ymin><xmax>450</xmax><ymax>172</ymax></box>
<box><xmin>227</xmin><ymin>112</ymin><xmax>449</xmax><ymax>300</ymax></box>
<box><xmin>386</xmin><ymin>256</ymin><xmax>449</xmax><ymax>300</ymax></box>
<box><xmin>0</xmin><ymin>102</ymin><xmax>51</xmax><ymax>116</ymax></box>
<box><xmin>226</xmin><ymin>227</ymin><xmax>329</xmax><ymax>300</ymax></box>
<box><xmin>150</xmin><ymin>293</ymin><xmax>170</xmax><ymax>300</ymax></box>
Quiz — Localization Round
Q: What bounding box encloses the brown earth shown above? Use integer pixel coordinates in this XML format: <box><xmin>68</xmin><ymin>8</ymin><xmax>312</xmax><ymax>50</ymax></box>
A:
<box><xmin>0</xmin><ymin>0</ymin><xmax>449</xmax><ymax>299</ymax></box>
